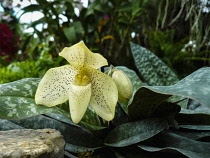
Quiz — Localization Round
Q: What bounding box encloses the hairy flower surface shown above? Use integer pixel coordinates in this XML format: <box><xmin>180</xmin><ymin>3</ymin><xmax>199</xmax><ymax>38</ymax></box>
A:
<box><xmin>35</xmin><ymin>41</ymin><xmax>118</xmax><ymax>123</ymax></box>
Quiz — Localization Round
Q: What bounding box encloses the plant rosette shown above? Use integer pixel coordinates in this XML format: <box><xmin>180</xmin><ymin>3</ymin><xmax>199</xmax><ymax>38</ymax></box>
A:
<box><xmin>1</xmin><ymin>42</ymin><xmax>210</xmax><ymax>157</ymax></box>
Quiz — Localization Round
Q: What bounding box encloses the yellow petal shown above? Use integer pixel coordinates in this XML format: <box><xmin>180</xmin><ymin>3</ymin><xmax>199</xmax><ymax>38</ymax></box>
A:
<box><xmin>35</xmin><ymin>65</ymin><xmax>78</xmax><ymax>107</ymax></box>
<box><xmin>86</xmin><ymin>66</ymin><xmax>118</xmax><ymax>121</ymax></box>
<box><xmin>69</xmin><ymin>83</ymin><xmax>91</xmax><ymax>123</ymax></box>
<box><xmin>59</xmin><ymin>41</ymin><xmax>108</xmax><ymax>69</ymax></box>
<box><xmin>59</xmin><ymin>43</ymin><xmax>85</xmax><ymax>67</ymax></box>
<box><xmin>112</xmin><ymin>70</ymin><xmax>133</xmax><ymax>103</ymax></box>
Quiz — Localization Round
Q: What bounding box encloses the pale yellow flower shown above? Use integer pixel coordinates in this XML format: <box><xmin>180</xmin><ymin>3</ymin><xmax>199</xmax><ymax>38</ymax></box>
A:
<box><xmin>35</xmin><ymin>41</ymin><xmax>118</xmax><ymax>123</ymax></box>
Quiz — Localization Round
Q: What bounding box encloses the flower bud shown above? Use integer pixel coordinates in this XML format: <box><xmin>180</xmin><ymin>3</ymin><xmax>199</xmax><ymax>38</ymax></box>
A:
<box><xmin>111</xmin><ymin>69</ymin><xmax>133</xmax><ymax>103</ymax></box>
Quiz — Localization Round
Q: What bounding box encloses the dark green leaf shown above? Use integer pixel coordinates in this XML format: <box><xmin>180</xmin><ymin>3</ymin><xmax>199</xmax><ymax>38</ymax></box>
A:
<box><xmin>63</xmin><ymin>26</ymin><xmax>77</xmax><ymax>43</ymax></box>
<box><xmin>72</xmin><ymin>21</ymin><xmax>84</xmax><ymax>35</ymax></box>
<box><xmin>153</xmin><ymin>102</ymin><xmax>181</xmax><ymax>128</ymax></box>
<box><xmin>84</xmin><ymin>0</ymin><xmax>104</xmax><ymax>17</ymax></box>
<box><xmin>44</xmin><ymin>113</ymin><xmax>74</xmax><ymax>125</ymax></box>
<box><xmin>118</xmin><ymin>16</ymin><xmax>130</xmax><ymax>25</ymax></box>
<box><xmin>114</xmin><ymin>145</ymin><xmax>173</xmax><ymax>158</ymax></box>
<box><xmin>118</xmin><ymin>3</ymin><xmax>132</xmax><ymax>12</ymax></box>
<box><xmin>79</xmin><ymin>121</ymin><xmax>106</xmax><ymax>131</ymax></box>
<box><xmin>138</xmin><ymin>131</ymin><xmax>210</xmax><ymax>158</ymax></box>
<box><xmin>11</xmin><ymin>115</ymin><xmax>103</xmax><ymax>148</ymax></box>
<box><xmin>111</xmin><ymin>103</ymin><xmax>129</xmax><ymax>126</ymax></box>
<box><xmin>131</xmin><ymin>42</ymin><xmax>179</xmax><ymax>86</ymax></box>
<box><xmin>128</xmin><ymin>87</ymin><xmax>171</xmax><ymax>120</ymax></box>
<box><xmin>177</xmin><ymin>105</ymin><xmax>210</xmax><ymax>125</ymax></box>
<box><xmin>65</xmin><ymin>143</ymin><xmax>101</xmax><ymax>153</ymax></box>
<box><xmin>104</xmin><ymin>118</ymin><xmax>168</xmax><ymax>147</ymax></box>
<box><xmin>21</xmin><ymin>4</ymin><xmax>41</xmax><ymax>14</ymax></box>
<box><xmin>29</xmin><ymin>17</ymin><xmax>46</xmax><ymax>28</ymax></box>
<box><xmin>171</xmin><ymin>129</ymin><xmax>210</xmax><ymax>140</ymax></box>
<box><xmin>179</xmin><ymin>125</ymin><xmax>210</xmax><ymax>131</ymax></box>
<box><xmin>152</xmin><ymin>102</ymin><xmax>181</xmax><ymax>118</ymax></box>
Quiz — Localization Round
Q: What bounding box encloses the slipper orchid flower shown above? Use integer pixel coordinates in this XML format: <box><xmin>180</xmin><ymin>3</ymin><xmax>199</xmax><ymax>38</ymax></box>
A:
<box><xmin>35</xmin><ymin>41</ymin><xmax>118</xmax><ymax>123</ymax></box>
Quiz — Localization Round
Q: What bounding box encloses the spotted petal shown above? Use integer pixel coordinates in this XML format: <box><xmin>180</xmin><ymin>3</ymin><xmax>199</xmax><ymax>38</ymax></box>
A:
<box><xmin>69</xmin><ymin>83</ymin><xmax>91</xmax><ymax>123</ymax></box>
<box><xmin>59</xmin><ymin>41</ymin><xmax>108</xmax><ymax>69</ymax></box>
<box><xmin>86</xmin><ymin>67</ymin><xmax>118</xmax><ymax>121</ymax></box>
<box><xmin>35</xmin><ymin>65</ymin><xmax>77</xmax><ymax>107</ymax></box>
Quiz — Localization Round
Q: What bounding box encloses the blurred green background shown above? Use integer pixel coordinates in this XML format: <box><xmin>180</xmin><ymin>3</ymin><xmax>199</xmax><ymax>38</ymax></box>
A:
<box><xmin>0</xmin><ymin>0</ymin><xmax>209</xmax><ymax>84</ymax></box>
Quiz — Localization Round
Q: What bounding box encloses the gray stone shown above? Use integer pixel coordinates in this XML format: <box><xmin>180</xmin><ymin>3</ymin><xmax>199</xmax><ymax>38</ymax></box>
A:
<box><xmin>0</xmin><ymin>129</ymin><xmax>65</xmax><ymax>158</ymax></box>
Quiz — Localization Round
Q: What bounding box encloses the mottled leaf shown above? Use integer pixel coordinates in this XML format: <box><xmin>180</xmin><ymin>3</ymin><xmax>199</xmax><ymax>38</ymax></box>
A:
<box><xmin>0</xmin><ymin>78</ymin><xmax>106</xmax><ymax>129</ymax></box>
<box><xmin>0</xmin><ymin>119</ymin><xmax>25</xmax><ymax>131</ymax></box>
<box><xmin>131</xmin><ymin>42</ymin><xmax>179</xmax><ymax>86</ymax></box>
<box><xmin>80</xmin><ymin>107</ymin><xmax>104</xmax><ymax>129</ymax></box>
<box><xmin>143</xmin><ymin>67</ymin><xmax>210</xmax><ymax>109</ymax></box>
<box><xmin>0</xmin><ymin>95</ymin><xmax>73</xmax><ymax>120</ymax></box>
<box><xmin>129</xmin><ymin>67</ymin><xmax>210</xmax><ymax>120</ymax></box>
<box><xmin>138</xmin><ymin>131</ymin><xmax>210</xmax><ymax>158</ymax></box>
<box><xmin>0</xmin><ymin>78</ymin><xmax>40</xmax><ymax>97</ymax></box>
<box><xmin>104</xmin><ymin>118</ymin><xmax>168</xmax><ymax>147</ymax></box>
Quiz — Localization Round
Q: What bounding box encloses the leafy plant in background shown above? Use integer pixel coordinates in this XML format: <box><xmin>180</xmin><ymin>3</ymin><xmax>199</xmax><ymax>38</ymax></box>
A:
<box><xmin>146</xmin><ymin>29</ymin><xmax>210</xmax><ymax>78</ymax></box>
<box><xmin>0</xmin><ymin>59</ymin><xmax>50</xmax><ymax>84</ymax></box>
<box><xmin>1</xmin><ymin>42</ymin><xmax>210</xmax><ymax>158</ymax></box>
<box><xmin>140</xmin><ymin>0</ymin><xmax>210</xmax><ymax>77</ymax></box>
<box><xmin>19</xmin><ymin>0</ymin><xmax>81</xmax><ymax>51</ymax></box>
<box><xmin>16</xmin><ymin>0</ymin><xmax>209</xmax><ymax>80</ymax></box>
<box><xmin>0</xmin><ymin>31</ymin><xmax>65</xmax><ymax>84</ymax></box>
<box><xmin>1</xmin><ymin>1</ymin><xmax>208</xmax><ymax>92</ymax></box>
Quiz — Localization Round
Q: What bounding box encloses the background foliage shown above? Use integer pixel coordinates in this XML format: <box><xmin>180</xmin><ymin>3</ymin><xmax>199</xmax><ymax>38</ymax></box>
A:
<box><xmin>0</xmin><ymin>0</ymin><xmax>210</xmax><ymax>83</ymax></box>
